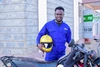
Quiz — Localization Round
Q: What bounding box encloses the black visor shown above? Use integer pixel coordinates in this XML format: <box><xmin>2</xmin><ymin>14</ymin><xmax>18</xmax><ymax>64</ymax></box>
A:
<box><xmin>41</xmin><ymin>42</ymin><xmax>52</xmax><ymax>48</ymax></box>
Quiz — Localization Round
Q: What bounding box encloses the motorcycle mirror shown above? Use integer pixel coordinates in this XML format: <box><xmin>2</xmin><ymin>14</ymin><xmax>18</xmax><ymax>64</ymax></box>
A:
<box><xmin>68</xmin><ymin>39</ymin><xmax>75</xmax><ymax>47</ymax></box>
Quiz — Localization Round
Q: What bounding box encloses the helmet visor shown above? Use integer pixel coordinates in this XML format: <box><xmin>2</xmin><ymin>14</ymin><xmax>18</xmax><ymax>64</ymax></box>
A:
<box><xmin>41</xmin><ymin>42</ymin><xmax>53</xmax><ymax>48</ymax></box>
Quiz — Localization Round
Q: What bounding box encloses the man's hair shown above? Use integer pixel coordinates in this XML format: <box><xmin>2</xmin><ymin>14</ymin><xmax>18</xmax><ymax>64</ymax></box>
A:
<box><xmin>55</xmin><ymin>6</ymin><xmax>64</xmax><ymax>12</ymax></box>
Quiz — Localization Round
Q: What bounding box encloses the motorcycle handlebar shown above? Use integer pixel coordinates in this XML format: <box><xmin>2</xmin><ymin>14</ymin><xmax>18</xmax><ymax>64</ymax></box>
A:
<box><xmin>74</xmin><ymin>44</ymin><xmax>90</xmax><ymax>55</ymax></box>
<box><xmin>72</xmin><ymin>43</ymin><xmax>92</xmax><ymax>60</ymax></box>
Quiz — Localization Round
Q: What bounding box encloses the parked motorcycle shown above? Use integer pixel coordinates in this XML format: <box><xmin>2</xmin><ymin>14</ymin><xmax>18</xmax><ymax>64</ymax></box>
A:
<box><xmin>0</xmin><ymin>39</ymin><xmax>100</xmax><ymax>67</ymax></box>
<box><xmin>57</xmin><ymin>39</ymin><xmax>100</xmax><ymax>67</ymax></box>
<box><xmin>0</xmin><ymin>56</ymin><xmax>57</xmax><ymax>67</ymax></box>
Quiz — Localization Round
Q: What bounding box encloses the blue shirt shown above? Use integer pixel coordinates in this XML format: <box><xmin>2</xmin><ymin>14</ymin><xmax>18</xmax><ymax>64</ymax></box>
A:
<box><xmin>37</xmin><ymin>19</ymin><xmax>71</xmax><ymax>43</ymax></box>
<box><xmin>36</xmin><ymin>19</ymin><xmax>71</xmax><ymax>52</ymax></box>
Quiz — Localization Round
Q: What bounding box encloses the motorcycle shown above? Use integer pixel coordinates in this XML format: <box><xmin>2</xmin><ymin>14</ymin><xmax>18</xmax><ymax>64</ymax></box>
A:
<box><xmin>57</xmin><ymin>39</ymin><xmax>100</xmax><ymax>67</ymax></box>
<box><xmin>0</xmin><ymin>39</ymin><xmax>100</xmax><ymax>67</ymax></box>
<box><xmin>0</xmin><ymin>56</ymin><xmax>57</xmax><ymax>67</ymax></box>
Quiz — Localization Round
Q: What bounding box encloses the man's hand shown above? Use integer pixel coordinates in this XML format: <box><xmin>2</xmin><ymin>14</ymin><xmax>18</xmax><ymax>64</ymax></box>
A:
<box><xmin>37</xmin><ymin>44</ymin><xmax>44</xmax><ymax>52</ymax></box>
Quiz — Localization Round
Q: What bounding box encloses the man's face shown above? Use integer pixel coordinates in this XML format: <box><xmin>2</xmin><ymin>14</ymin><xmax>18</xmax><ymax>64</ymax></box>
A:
<box><xmin>54</xmin><ymin>10</ymin><xmax>64</xmax><ymax>23</ymax></box>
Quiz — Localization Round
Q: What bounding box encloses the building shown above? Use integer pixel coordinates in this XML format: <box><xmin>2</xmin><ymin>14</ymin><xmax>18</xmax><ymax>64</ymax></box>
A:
<box><xmin>0</xmin><ymin>0</ymin><xmax>75</xmax><ymax>57</ymax></box>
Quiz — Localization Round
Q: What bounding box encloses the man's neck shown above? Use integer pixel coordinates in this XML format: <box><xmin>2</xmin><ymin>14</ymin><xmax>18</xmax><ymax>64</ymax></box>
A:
<box><xmin>55</xmin><ymin>20</ymin><xmax>62</xmax><ymax>23</ymax></box>
<box><xmin>55</xmin><ymin>20</ymin><xmax>62</xmax><ymax>26</ymax></box>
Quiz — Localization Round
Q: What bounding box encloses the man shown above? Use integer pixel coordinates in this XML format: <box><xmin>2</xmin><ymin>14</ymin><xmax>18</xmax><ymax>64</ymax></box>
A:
<box><xmin>36</xmin><ymin>6</ymin><xmax>71</xmax><ymax>61</ymax></box>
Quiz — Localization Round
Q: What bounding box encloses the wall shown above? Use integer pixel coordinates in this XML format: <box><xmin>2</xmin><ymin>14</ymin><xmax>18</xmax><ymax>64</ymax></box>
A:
<box><xmin>0</xmin><ymin>0</ymin><xmax>38</xmax><ymax>57</ymax></box>
<box><xmin>0</xmin><ymin>0</ymin><xmax>74</xmax><ymax>57</ymax></box>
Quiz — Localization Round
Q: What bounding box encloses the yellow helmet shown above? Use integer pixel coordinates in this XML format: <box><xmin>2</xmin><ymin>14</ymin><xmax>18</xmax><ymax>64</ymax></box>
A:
<box><xmin>40</xmin><ymin>35</ymin><xmax>53</xmax><ymax>52</ymax></box>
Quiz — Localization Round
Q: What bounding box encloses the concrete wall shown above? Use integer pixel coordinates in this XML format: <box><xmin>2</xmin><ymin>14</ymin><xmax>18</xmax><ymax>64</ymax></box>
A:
<box><xmin>0</xmin><ymin>0</ymin><xmax>38</xmax><ymax>57</ymax></box>
<box><xmin>0</xmin><ymin>0</ymin><xmax>74</xmax><ymax>57</ymax></box>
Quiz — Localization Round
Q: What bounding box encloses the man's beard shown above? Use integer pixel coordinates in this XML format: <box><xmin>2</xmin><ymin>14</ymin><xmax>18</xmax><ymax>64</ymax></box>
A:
<box><xmin>55</xmin><ymin>17</ymin><xmax>63</xmax><ymax>23</ymax></box>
